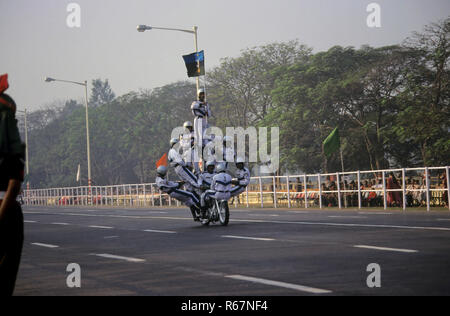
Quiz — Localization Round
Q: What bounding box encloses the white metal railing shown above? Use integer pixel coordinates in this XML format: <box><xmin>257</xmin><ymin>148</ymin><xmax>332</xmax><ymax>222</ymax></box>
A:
<box><xmin>22</xmin><ymin>166</ymin><xmax>450</xmax><ymax>211</ymax></box>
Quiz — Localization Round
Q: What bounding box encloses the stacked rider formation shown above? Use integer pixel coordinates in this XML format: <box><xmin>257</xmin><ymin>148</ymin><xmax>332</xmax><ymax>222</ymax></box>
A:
<box><xmin>155</xmin><ymin>89</ymin><xmax>250</xmax><ymax>221</ymax></box>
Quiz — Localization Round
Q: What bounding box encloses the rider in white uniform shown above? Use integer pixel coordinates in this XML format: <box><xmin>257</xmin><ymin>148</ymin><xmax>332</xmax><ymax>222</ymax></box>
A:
<box><xmin>198</xmin><ymin>160</ymin><xmax>216</xmax><ymax>191</ymax></box>
<box><xmin>155</xmin><ymin>165</ymin><xmax>200</xmax><ymax>221</ymax></box>
<box><xmin>201</xmin><ymin>162</ymin><xmax>232</xmax><ymax>211</ymax></box>
<box><xmin>168</xmin><ymin>138</ymin><xmax>199</xmax><ymax>192</ymax></box>
<box><xmin>182</xmin><ymin>135</ymin><xmax>200</xmax><ymax>175</ymax></box>
<box><xmin>191</xmin><ymin>88</ymin><xmax>211</xmax><ymax>147</ymax></box>
<box><xmin>180</xmin><ymin>121</ymin><xmax>195</xmax><ymax>152</ymax></box>
<box><xmin>230</xmin><ymin>157</ymin><xmax>250</xmax><ymax>198</ymax></box>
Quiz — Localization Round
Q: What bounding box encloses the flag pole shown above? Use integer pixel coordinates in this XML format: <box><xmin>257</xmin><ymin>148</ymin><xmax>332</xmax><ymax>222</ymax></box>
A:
<box><xmin>193</xmin><ymin>26</ymin><xmax>199</xmax><ymax>93</ymax></box>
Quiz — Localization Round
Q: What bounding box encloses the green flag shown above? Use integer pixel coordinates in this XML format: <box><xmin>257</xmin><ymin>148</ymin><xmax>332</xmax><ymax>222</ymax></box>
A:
<box><xmin>323</xmin><ymin>127</ymin><xmax>340</xmax><ymax>158</ymax></box>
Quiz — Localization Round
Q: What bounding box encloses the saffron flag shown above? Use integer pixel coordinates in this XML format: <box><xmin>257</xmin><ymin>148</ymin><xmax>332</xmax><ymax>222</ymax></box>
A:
<box><xmin>323</xmin><ymin>127</ymin><xmax>340</xmax><ymax>158</ymax></box>
<box><xmin>156</xmin><ymin>153</ymin><xmax>168</xmax><ymax>168</ymax></box>
<box><xmin>182</xmin><ymin>50</ymin><xmax>205</xmax><ymax>77</ymax></box>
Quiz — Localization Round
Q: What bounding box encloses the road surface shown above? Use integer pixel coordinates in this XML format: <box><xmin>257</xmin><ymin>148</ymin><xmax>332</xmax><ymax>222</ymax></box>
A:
<box><xmin>14</xmin><ymin>205</ymin><xmax>450</xmax><ymax>296</ymax></box>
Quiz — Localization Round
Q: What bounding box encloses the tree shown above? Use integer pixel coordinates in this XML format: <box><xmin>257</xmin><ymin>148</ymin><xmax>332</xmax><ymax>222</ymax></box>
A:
<box><xmin>207</xmin><ymin>40</ymin><xmax>311</xmax><ymax>129</ymax></box>
<box><xmin>394</xmin><ymin>18</ymin><xmax>450</xmax><ymax>166</ymax></box>
<box><xmin>89</xmin><ymin>78</ymin><xmax>116</xmax><ymax>108</ymax></box>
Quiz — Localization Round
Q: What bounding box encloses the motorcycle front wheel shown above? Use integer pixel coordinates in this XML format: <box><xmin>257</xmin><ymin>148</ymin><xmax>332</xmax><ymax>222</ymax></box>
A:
<box><xmin>218</xmin><ymin>201</ymin><xmax>230</xmax><ymax>226</ymax></box>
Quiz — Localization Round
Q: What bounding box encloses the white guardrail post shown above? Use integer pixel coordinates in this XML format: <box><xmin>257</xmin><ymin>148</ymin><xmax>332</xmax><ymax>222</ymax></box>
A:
<box><xmin>402</xmin><ymin>168</ymin><xmax>406</xmax><ymax>211</ymax></box>
<box><xmin>447</xmin><ymin>166</ymin><xmax>450</xmax><ymax>211</ymax></box>
<box><xmin>337</xmin><ymin>173</ymin><xmax>341</xmax><ymax>209</ymax></box>
<box><xmin>425</xmin><ymin>167</ymin><xmax>430</xmax><ymax>212</ymax></box>
<box><xmin>303</xmin><ymin>174</ymin><xmax>308</xmax><ymax>209</ymax></box>
<box><xmin>287</xmin><ymin>175</ymin><xmax>291</xmax><ymax>209</ymax></box>
<box><xmin>318</xmin><ymin>173</ymin><xmax>322</xmax><ymax>209</ymax></box>
<box><xmin>357</xmin><ymin>170</ymin><xmax>361</xmax><ymax>209</ymax></box>
<box><xmin>273</xmin><ymin>176</ymin><xmax>277</xmax><ymax>209</ymax></box>
<box><xmin>259</xmin><ymin>177</ymin><xmax>263</xmax><ymax>208</ymax></box>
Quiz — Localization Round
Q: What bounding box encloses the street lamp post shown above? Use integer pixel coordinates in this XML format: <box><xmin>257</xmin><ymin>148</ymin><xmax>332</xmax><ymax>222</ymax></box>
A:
<box><xmin>44</xmin><ymin>77</ymin><xmax>92</xmax><ymax>192</ymax></box>
<box><xmin>136</xmin><ymin>24</ymin><xmax>200</xmax><ymax>92</ymax></box>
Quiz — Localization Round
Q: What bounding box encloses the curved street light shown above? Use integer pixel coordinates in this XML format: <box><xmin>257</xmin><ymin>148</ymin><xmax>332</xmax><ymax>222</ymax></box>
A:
<box><xmin>136</xmin><ymin>24</ymin><xmax>200</xmax><ymax>92</ymax></box>
<box><xmin>44</xmin><ymin>77</ymin><xmax>92</xmax><ymax>191</ymax></box>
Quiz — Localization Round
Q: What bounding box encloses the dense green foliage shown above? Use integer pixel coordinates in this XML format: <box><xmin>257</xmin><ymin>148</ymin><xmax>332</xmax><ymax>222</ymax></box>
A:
<box><xmin>21</xmin><ymin>19</ymin><xmax>449</xmax><ymax>188</ymax></box>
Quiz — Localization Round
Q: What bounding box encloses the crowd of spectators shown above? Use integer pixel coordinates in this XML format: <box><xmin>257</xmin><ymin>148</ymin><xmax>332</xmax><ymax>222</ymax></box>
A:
<box><xmin>282</xmin><ymin>171</ymin><xmax>449</xmax><ymax>208</ymax></box>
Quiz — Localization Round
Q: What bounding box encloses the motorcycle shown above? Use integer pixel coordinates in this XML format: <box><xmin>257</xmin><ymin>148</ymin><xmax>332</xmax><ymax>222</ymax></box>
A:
<box><xmin>199</xmin><ymin>198</ymin><xmax>230</xmax><ymax>226</ymax></box>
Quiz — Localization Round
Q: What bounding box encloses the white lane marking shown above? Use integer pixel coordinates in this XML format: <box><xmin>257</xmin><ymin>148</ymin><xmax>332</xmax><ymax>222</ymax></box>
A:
<box><xmin>328</xmin><ymin>216</ymin><xmax>367</xmax><ymax>219</ymax></box>
<box><xmin>437</xmin><ymin>219</ymin><xmax>450</xmax><ymax>221</ymax></box>
<box><xmin>225</xmin><ymin>275</ymin><xmax>332</xmax><ymax>294</ymax></box>
<box><xmin>23</xmin><ymin>211</ymin><xmax>450</xmax><ymax>232</ymax></box>
<box><xmin>92</xmin><ymin>254</ymin><xmax>145</xmax><ymax>263</ymax></box>
<box><xmin>24</xmin><ymin>220</ymin><xmax>37</xmax><ymax>223</ymax></box>
<box><xmin>103</xmin><ymin>236</ymin><xmax>119</xmax><ymax>239</ymax></box>
<box><xmin>24</xmin><ymin>211</ymin><xmax>189</xmax><ymax>220</ymax></box>
<box><xmin>231</xmin><ymin>219</ymin><xmax>450</xmax><ymax>232</ymax></box>
<box><xmin>143</xmin><ymin>229</ymin><xmax>177</xmax><ymax>234</ymax></box>
<box><xmin>51</xmin><ymin>222</ymin><xmax>70</xmax><ymax>226</ymax></box>
<box><xmin>221</xmin><ymin>235</ymin><xmax>275</xmax><ymax>241</ymax></box>
<box><xmin>354</xmin><ymin>245</ymin><xmax>418</xmax><ymax>253</ymax></box>
<box><xmin>31</xmin><ymin>243</ymin><xmax>59</xmax><ymax>248</ymax></box>
<box><xmin>88</xmin><ymin>225</ymin><xmax>114</xmax><ymax>229</ymax></box>
<box><xmin>288</xmin><ymin>211</ymin><xmax>310</xmax><ymax>214</ymax></box>
<box><xmin>249</xmin><ymin>214</ymin><xmax>279</xmax><ymax>217</ymax></box>
<box><xmin>358</xmin><ymin>212</ymin><xmax>393</xmax><ymax>215</ymax></box>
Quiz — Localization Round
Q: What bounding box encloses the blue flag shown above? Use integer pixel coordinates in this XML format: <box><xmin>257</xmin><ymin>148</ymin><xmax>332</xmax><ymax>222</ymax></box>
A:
<box><xmin>182</xmin><ymin>50</ymin><xmax>205</xmax><ymax>77</ymax></box>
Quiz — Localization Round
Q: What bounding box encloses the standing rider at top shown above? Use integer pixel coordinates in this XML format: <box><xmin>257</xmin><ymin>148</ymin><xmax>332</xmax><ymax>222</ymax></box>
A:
<box><xmin>191</xmin><ymin>88</ymin><xmax>211</xmax><ymax>148</ymax></box>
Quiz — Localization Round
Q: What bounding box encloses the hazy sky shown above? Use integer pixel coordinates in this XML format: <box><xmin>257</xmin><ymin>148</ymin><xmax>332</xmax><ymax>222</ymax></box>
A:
<box><xmin>1</xmin><ymin>0</ymin><xmax>449</xmax><ymax>111</ymax></box>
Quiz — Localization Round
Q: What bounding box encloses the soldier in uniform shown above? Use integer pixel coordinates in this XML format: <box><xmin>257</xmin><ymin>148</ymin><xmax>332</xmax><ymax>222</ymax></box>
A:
<box><xmin>168</xmin><ymin>138</ymin><xmax>199</xmax><ymax>192</ymax></box>
<box><xmin>200</xmin><ymin>162</ymin><xmax>232</xmax><ymax>222</ymax></box>
<box><xmin>230</xmin><ymin>157</ymin><xmax>251</xmax><ymax>200</ymax></box>
<box><xmin>197</xmin><ymin>160</ymin><xmax>216</xmax><ymax>191</ymax></box>
<box><xmin>190</xmin><ymin>88</ymin><xmax>211</xmax><ymax>148</ymax></box>
<box><xmin>0</xmin><ymin>74</ymin><xmax>25</xmax><ymax>296</ymax></box>
<box><xmin>155</xmin><ymin>166</ymin><xmax>200</xmax><ymax>221</ymax></box>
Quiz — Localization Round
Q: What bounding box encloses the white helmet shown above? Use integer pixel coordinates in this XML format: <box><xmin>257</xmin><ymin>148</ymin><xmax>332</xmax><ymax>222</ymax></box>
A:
<box><xmin>157</xmin><ymin>165</ymin><xmax>168</xmax><ymax>177</ymax></box>
<box><xmin>216</xmin><ymin>162</ymin><xmax>226</xmax><ymax>173</ymax></box>
<box><xmin>170</xmin><ymin>138</ymin><xmax>179</xmax><ymax>148</ymax></box>
<box><xmin>236</xmin><ymin>157</ymin><xmax>245</xmax><ymax>164</ymax></box>
<box><xmin>197</xmin><ymin>88</ymin><xmax>205</xmax><ymax>96</ymax></box>
<box><xmin>183</xmin><ymin>121</ymin><xmax>193</xmax><ymax>129</ymax></box>
<box><xmin>206</xmin><ymin>160</ymin><xmax>215</xmax><ymax>168</ymax></box>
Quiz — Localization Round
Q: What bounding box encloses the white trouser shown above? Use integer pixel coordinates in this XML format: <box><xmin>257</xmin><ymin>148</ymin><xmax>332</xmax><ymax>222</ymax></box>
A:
<box><xmin>193</xmin><ymin>116</ymin><xmax>208</xmax><ymax>146</ymax></box>
<box><xmin>169</xmin><ymin>189</ymin><xmax>200</xmax><ymax>208</ymax></box>
<box><xmin>174</xmin><ymin>165</ymin><xmax>199</xmax><ymax>191</ymax></box>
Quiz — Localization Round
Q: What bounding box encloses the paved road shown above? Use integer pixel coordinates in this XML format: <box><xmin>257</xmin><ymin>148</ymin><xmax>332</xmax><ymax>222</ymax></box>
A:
<box><xmin>14</xmin><ymin>205</ymin><xmax>450</xmax><ymax>296</ymax></box>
